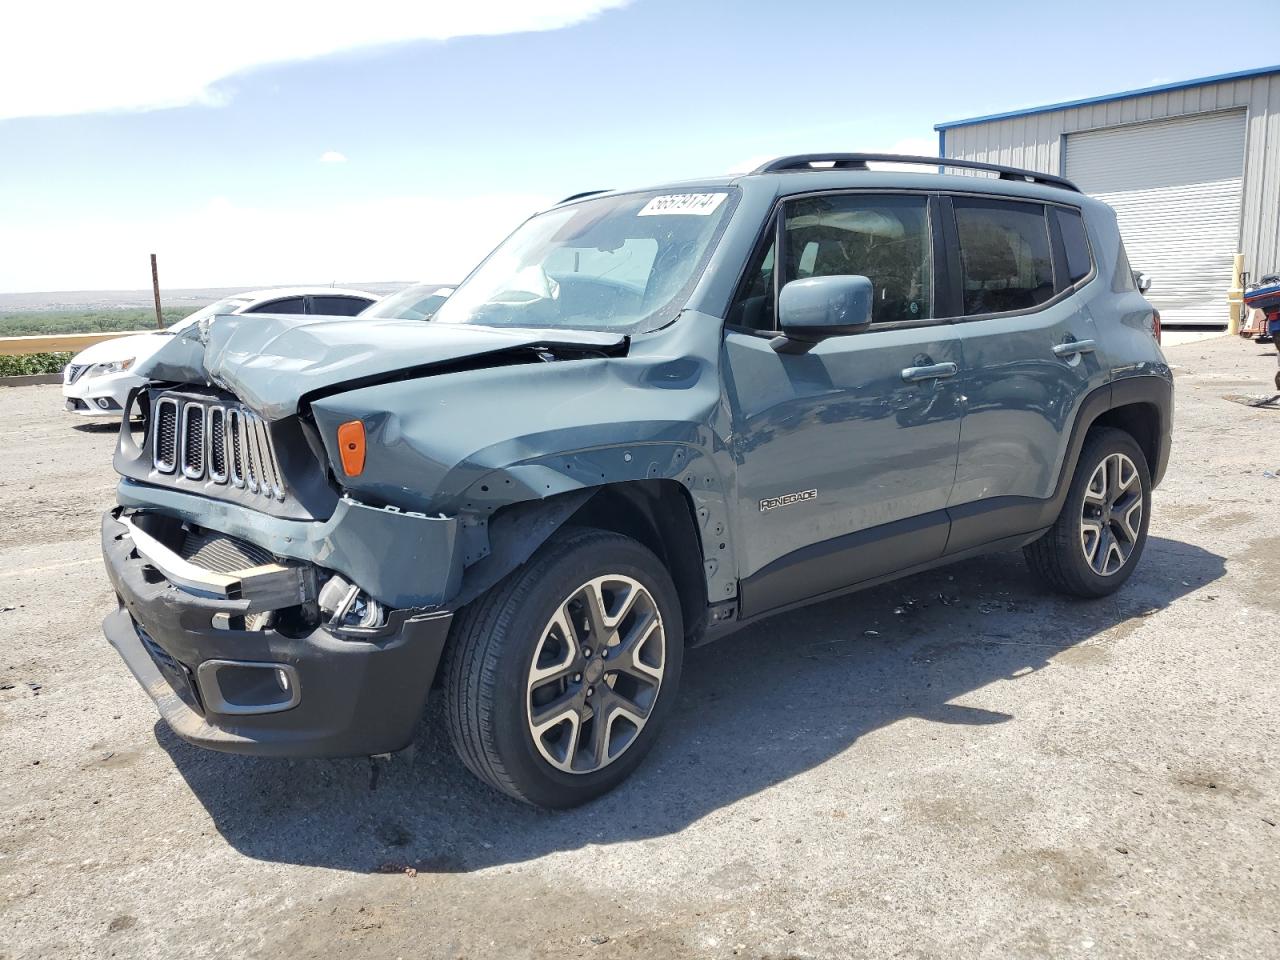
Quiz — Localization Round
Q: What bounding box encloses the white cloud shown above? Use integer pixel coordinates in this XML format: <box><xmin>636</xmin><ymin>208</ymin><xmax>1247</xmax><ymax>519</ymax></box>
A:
<box><xmin>319</xmin><ymin>151</ymin><xmax>348</xmax><ymax>164</ymax></box>
<box><xmin>0</xmin><ymin>192</ymin><xmax>553</xmax><ymax>291</ymax></box>
<box><xmin>0</xmin><ymin>0</ymin><xmax>631</xmax><ymax>120</ymax></box>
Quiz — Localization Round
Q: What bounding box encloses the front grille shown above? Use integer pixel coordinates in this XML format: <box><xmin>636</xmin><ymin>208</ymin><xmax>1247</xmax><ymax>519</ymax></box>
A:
<box><xmin>65</xmin><ymin>363</ymin><xmax>89</xmax><ymax>384</ymax></box>
<box><xmin>151</xmin><ymin>393</ymin><xmax>286</xmax><ymax>501</ymax></box>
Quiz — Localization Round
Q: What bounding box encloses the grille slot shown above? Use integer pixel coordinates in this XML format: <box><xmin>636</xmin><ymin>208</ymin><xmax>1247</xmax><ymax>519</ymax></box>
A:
<box><xmin>65</xmin><ymin>363</ymin><xmax>89</xmax><ymax>384</ymax></box>
<box><xmin>243</xmin><ymin>412</ymin><xmax>260</xmax><ymax>493</ymax></box>
<box><xmin>150</xmin><ymin>393</ymin><xmax>286</xmax><ymax>501</ymax></box>
<box><xmin>180</xmin><ymin>402</ymin><xmax>205</xmax><ymax>479</ymax></box>
<box><xmin>227</xmin><ymin>409</ymin><xmax>246</xmax><ymax>488</ymax></box>
<box><xmin>153</xmin><ymin>397</ymin><xmax>179</xmax><ymax>473</ymax></box>
<box><xmin>207</xmin><ymin>407</ymin><xmax>228</xmax><ymax>482</ymax></box>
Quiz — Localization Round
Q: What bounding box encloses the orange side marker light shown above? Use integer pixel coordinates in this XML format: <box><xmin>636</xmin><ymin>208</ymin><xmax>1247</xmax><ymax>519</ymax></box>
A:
<box><xmin>337</xmin><ymin>420</ymin><xmax>366</xmax><ymax>476</ymax></box>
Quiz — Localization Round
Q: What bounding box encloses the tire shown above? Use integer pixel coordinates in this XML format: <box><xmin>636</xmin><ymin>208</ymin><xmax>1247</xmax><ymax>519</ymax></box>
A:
<box><xmin>1024</xmin><ymin>427</ymin><xmax>1152</xmax><ymax>598</ymax></box>
<box><xmin>441</xmin><ymin>527</ymin><xmax>684</xmax><ymax>808</ymax></box>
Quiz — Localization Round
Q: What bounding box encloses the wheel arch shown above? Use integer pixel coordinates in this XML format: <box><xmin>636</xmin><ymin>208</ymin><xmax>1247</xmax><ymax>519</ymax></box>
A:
<box><xmin>1085</xmin><ymin>376</ymin><xmax>1172</xmax><ymax>487</ymax></box>
<box><xmin>561</xmin><ymin>480</ymin><xmax>709</xmax><ymax>644</ymax></box>
<box><xmin>1088</xmin><ymin>401</ymin><xmax>1161</xmax><ymax>481</ymax></box>
<box><xmin>451</xmin><ymin>479</ymin><xmax>712</xmax><ymax>645</ymax></box>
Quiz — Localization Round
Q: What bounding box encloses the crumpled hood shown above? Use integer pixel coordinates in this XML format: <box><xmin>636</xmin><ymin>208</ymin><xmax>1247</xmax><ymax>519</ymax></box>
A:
<box><xmin>134</xmin><ymin>313</ymin><xmax>626</xmax><ymax>420</ymax></box>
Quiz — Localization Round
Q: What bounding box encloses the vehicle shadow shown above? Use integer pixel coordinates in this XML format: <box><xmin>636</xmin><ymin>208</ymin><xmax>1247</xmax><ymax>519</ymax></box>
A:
<box><xmin>157</xmin><ymin>535</ymin><xmax>1224</xmax><ymax>873</ymax></box>
<box><xmin>72</xmin><ymin>421</ymin><xmax>121</xmax><ymax>434</ymax></box>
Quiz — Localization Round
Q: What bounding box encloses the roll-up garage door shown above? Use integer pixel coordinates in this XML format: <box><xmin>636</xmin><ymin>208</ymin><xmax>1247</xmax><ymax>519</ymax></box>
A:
<box><xmin>1065</xmin><ymin>110</ymin><xmax>1246</xmax><ymax>326</ymax></box>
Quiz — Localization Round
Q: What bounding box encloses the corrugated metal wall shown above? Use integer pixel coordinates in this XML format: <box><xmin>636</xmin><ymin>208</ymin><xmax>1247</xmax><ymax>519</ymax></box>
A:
<box><xmin>942</xmin><ymin>72</ymin><xmax>1280</xmax><ymax>278</ymax></box>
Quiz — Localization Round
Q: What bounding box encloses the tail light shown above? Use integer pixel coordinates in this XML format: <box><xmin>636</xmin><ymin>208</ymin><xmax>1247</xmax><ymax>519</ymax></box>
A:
<box><xmin>1151</xmin><ymin>309</ymin><xmax>1161</xmax><ymax>345</ymax></box>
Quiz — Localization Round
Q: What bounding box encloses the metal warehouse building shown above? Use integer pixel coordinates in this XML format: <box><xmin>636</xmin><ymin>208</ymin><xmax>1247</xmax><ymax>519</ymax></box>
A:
<box><xmin>936</xmin><ymin>65</ymin><xmax>1280</xmax><ymax>325</ymax></box>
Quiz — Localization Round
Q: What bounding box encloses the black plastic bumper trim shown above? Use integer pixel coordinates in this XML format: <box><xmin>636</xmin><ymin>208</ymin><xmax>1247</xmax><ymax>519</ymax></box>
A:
<box><xmin>101</xmin><ymin>510</ymin><xmax>452</xmax><ymax>758</ymax></box>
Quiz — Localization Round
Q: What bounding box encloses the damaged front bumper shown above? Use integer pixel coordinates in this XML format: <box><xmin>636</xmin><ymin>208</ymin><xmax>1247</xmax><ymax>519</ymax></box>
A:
<box><xmin>115</xmin><ymin>478</ymin><xmax>463</xmax><ymax>608</ymax></box>
<box><xmin>100</xmin><ymin>507</ymin><xmax>454</xmax><ymax>757</ymax></box>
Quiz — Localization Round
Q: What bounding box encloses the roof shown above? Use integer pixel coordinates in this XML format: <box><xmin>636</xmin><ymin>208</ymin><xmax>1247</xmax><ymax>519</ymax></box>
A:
<box><xmin>934</xmin><ymin>64</ymin><xmax>1280</xmax><ymax>131</ymax></box>
<box><xmin>237</xmin><ymin>286</ymin><xmax>379</xmax><ymax>302</ymax></box>
<box><xmin>570</xmin><ymin>156</ymin><xmax>1083</xmax><ymax>205</ymax></box>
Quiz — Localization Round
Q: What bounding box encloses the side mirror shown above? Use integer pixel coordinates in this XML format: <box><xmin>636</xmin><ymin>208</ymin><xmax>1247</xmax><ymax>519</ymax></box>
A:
<box><xmin>1134</xmin><ymin>271</ymin><xmax>1153</xmax><ymax>294</ymax></box>
<box><xmin>774</xmin><ymin>275</ymin><xmax>873</xmax><ymax>352</ymax></box>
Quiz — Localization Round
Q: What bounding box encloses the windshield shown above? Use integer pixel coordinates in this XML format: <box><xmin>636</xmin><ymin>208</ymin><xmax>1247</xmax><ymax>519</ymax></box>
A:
<box><xmin>165</xmin><ymin>297</ymin><xmax>252</xmax><ymax>334</ymax></box>
<box><xmin>358</xmin><ymin>283</ymin><xmax>453</xmax><ymax>321</ymax></box>
<box><xmin>431</xmin><ymin>188</ymin><xmax>737</xmax><ymax>334</ymax></box>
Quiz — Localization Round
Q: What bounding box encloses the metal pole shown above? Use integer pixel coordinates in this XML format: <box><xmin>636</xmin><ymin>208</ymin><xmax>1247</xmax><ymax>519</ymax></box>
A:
<box><xmin>150</xmin><ymin>253</ymin><xmax>163</xmax><ymax>329</ymax></box>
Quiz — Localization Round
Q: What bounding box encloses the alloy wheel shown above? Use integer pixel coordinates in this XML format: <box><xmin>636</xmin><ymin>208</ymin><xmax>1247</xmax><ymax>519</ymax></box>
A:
<box><xmin>1079</xmin><ymin>452</ymin><xmax>1143</xmax><ymax>576</ymax></box>
<box><xmin>525</xmin><ymin>575</ymin><xmax>666</xmax><ymax>774</ymax></box>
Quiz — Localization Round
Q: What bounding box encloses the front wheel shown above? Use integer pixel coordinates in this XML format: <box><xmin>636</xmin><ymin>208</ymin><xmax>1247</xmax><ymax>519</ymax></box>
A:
<box><xmin>441</xmin><ymin>528</ymin><xmax>683</xmax><ymax>808</ymax></box>
<box><xmin>1024</xmin><ymin>427</ymin><xmax>1152</xmax><ymax>598</ymax></box>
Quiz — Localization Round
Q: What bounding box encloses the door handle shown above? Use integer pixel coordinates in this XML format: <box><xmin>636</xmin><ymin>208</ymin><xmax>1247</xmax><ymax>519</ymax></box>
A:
<box><xmin>901</xmin><ymin>362</ymin><xmax>958</xmax><ymax>383</ymax></box>
<box><xmin>1052</xmin><ymin>339</ymin><xmax>1097</xmax><ymax>358</ymax></box>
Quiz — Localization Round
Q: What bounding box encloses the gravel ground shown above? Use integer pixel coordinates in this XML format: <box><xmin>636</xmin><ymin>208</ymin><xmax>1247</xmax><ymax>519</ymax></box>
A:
<box><xmin>1</xmin><ymin>335</ymin><xmax>1278</xmax><ymax>960</ymax></box>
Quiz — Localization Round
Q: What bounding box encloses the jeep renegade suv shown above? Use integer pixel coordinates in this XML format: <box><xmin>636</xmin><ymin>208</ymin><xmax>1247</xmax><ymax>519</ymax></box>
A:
<box><xmin>100</xmin><ymin>154</ymin><xmax>1171</xmax><ymax>808</ymax></box>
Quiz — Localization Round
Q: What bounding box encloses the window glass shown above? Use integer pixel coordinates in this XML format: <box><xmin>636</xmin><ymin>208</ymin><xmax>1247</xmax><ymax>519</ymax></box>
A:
<box><xmin>726</xmin><ymin>230</ymin><xmax>776</xmax><ymax>331</ymax></box>
<box><xmin>1112</xmin><ymin>239</ymin><xmax>1138</xmax><ymax>293</ymax></box>
<box><xmin>954</xmin><ymin>199</ymin><xmax>1054</xmax><ymax>315</ymax></box>
<box><xmin>431</xmin><ymin>188</ymin><xmax>736</xmax><ymax>334</ymax></box>
<box><xmin>1055</xmin><ymin>207</ymin><xmax>1093</xmax><ymax>284</ymax></box>
<box><xmin>248</xmin><ymin>296</ymin><xmax>305</xmax><ymax>314</ymax></box>
<box><xmin>359</xmin><ymin>283</ymin><xmax>453</xmax><ymax>321</ymax></box>
<box><xmin>310</xmin><ymin>295</ymin><xmax>370</xmax><ymax>316</ymax></box>
<box><xmin>544</xmin><ymin>238</ymin><xmax>659</xmax><ymax>292</ymax></box>
<box><xmin>784</xmin><ymin>194</ymin><xmax>931</xmax><ymax>324</ymax></box>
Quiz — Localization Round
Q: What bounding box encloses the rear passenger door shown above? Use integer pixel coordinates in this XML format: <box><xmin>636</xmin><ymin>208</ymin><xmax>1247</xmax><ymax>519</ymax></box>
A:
<box><xmin>723</xmin><ymin>192</ymin><xmax>965</xmax><ymax>617</ymax></box>
<box><xmin>943</xmin><ymin>196</ymin><xmax>1109</xmax><ymax>552</ymax></box>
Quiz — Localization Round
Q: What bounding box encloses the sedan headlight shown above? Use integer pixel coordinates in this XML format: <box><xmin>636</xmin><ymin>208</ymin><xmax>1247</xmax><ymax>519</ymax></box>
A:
<box><xmin>88</xmin><ymin>358</ymin><xmax>135</xmax><ymax>376</ymax></box>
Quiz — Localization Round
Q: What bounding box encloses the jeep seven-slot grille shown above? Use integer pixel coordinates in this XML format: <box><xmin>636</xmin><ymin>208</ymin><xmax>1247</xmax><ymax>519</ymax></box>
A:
<box><xmin>152</xmin><ymin>394</ymin><xmax>286</xmax><ymax>501</ymax></box>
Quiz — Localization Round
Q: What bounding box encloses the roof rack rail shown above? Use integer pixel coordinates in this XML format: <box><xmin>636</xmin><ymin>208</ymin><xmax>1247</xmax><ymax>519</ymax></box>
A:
<box><xmin>751</xmin><ymin>153</ymin><xmax>1080</xmax><ymax>193</ymax></box>
<box><xmin>557</xmin><ymin>189</ymin><xmax>612</xmax><ymax>205</ymax></box>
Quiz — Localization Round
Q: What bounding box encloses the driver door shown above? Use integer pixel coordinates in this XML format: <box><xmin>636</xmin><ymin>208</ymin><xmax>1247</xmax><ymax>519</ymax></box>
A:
<box><xmin>722</xmin><ymin>192</ymin><xmax>964</xmax><ymax>618</ymax></box>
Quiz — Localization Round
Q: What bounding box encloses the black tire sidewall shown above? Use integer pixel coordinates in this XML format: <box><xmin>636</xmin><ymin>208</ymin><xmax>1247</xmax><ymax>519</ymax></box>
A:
<box><xmin>1058</xmin><ymin>429</ymin><xmax>1153</xmax><ymax>596</ymax></box>
<box><xmin>480</xmin><ymin>531</ymin><xmax>684</xmax><ymax>808</ymax></box>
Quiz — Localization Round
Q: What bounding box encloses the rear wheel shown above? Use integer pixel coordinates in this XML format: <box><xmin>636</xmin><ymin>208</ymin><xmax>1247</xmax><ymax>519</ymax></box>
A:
<box><xmin>1024</xmin><ymin>427</ymin><xmax>1152</xmax><ymax>598</ymax></box>
<box><xmin>442</xmin><ymin>528</ymin><xmax>683</xmax><ymax>808</ymax></box>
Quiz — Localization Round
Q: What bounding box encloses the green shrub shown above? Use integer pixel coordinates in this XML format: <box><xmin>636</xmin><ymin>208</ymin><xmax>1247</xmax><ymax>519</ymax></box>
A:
<box><xmin>0</xmin><ymin>308</ymin><xmax>186</xmax><ymax>337</ymax></box>
<box><xmin>0</xmin><ymin>352</ymin><xmax>74</xmax><ymax>376</ymax></box>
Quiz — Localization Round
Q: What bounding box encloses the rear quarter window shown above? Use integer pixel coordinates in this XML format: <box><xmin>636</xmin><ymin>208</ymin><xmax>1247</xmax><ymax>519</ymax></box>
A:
<box><xmin>310</xmin><ymin>295</ymin><xmax>371</xmax><ymax>316</ymax></box>
<box><xmin>1112</xmin><ymin>239</ymin><xmax>1138</xmax><ymax>293</ymax></box>
<box><xmin>1054</xmin><ymin>207</ymin><xmax>1094</xmax><ymax>284</ymax></box>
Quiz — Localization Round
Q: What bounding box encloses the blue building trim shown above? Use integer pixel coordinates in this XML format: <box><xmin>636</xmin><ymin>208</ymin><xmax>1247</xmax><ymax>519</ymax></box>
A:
<box><xmin>934</xmin><ymin>64</ymin><xmax>1280</xmax><ymax>131</ymax></box>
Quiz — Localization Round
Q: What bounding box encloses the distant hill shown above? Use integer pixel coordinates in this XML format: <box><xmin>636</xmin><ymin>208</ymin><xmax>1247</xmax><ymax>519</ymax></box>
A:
<box><xmin>0</xmin><ymin>282</ymin><xmax>429</xmax><ymax>314</ymax></box>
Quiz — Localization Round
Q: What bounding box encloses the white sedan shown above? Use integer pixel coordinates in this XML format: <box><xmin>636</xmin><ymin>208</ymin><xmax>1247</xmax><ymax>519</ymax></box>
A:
<box><xmin>62</xmin><ymin>287</ymin><xmax>377</xmax><ymax>416</ymax></box>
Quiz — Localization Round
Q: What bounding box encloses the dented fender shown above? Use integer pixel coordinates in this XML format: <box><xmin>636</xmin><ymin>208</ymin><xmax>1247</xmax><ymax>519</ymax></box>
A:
<box><xmin>308</xmin><ymin>312</ymin><xmax>741</xmax><ymax>602</ymax></box>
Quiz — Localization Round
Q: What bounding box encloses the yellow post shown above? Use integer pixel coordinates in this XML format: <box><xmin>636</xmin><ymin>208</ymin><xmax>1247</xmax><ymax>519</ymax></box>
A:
<box><xmin>1227</xmin><ymin>253</ymin><xmax>1245</xmax><ymax>335</ymax></box>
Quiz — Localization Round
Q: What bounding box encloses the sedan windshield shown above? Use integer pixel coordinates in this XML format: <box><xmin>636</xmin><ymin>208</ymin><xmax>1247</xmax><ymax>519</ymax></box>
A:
<box><xmin>164</xmin><ymin>297</ymin><xmax>252</xmax><ymax>334</ymax></box>
<box><xmin>431</xmin><ymin>188</ymin><xmax>737</xmax><ymax>334</ymax></box>
<box><xmin>359</xmin><ymin>283</ymin><xmax>453</xmax><ymax>321</ymax></box>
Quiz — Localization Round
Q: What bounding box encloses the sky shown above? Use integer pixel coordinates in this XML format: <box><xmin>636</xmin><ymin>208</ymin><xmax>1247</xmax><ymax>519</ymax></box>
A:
<box><xmin>1</xmin><ymin>0</ymin><xmax>1278</xmax><ymax>293</ymax></box>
